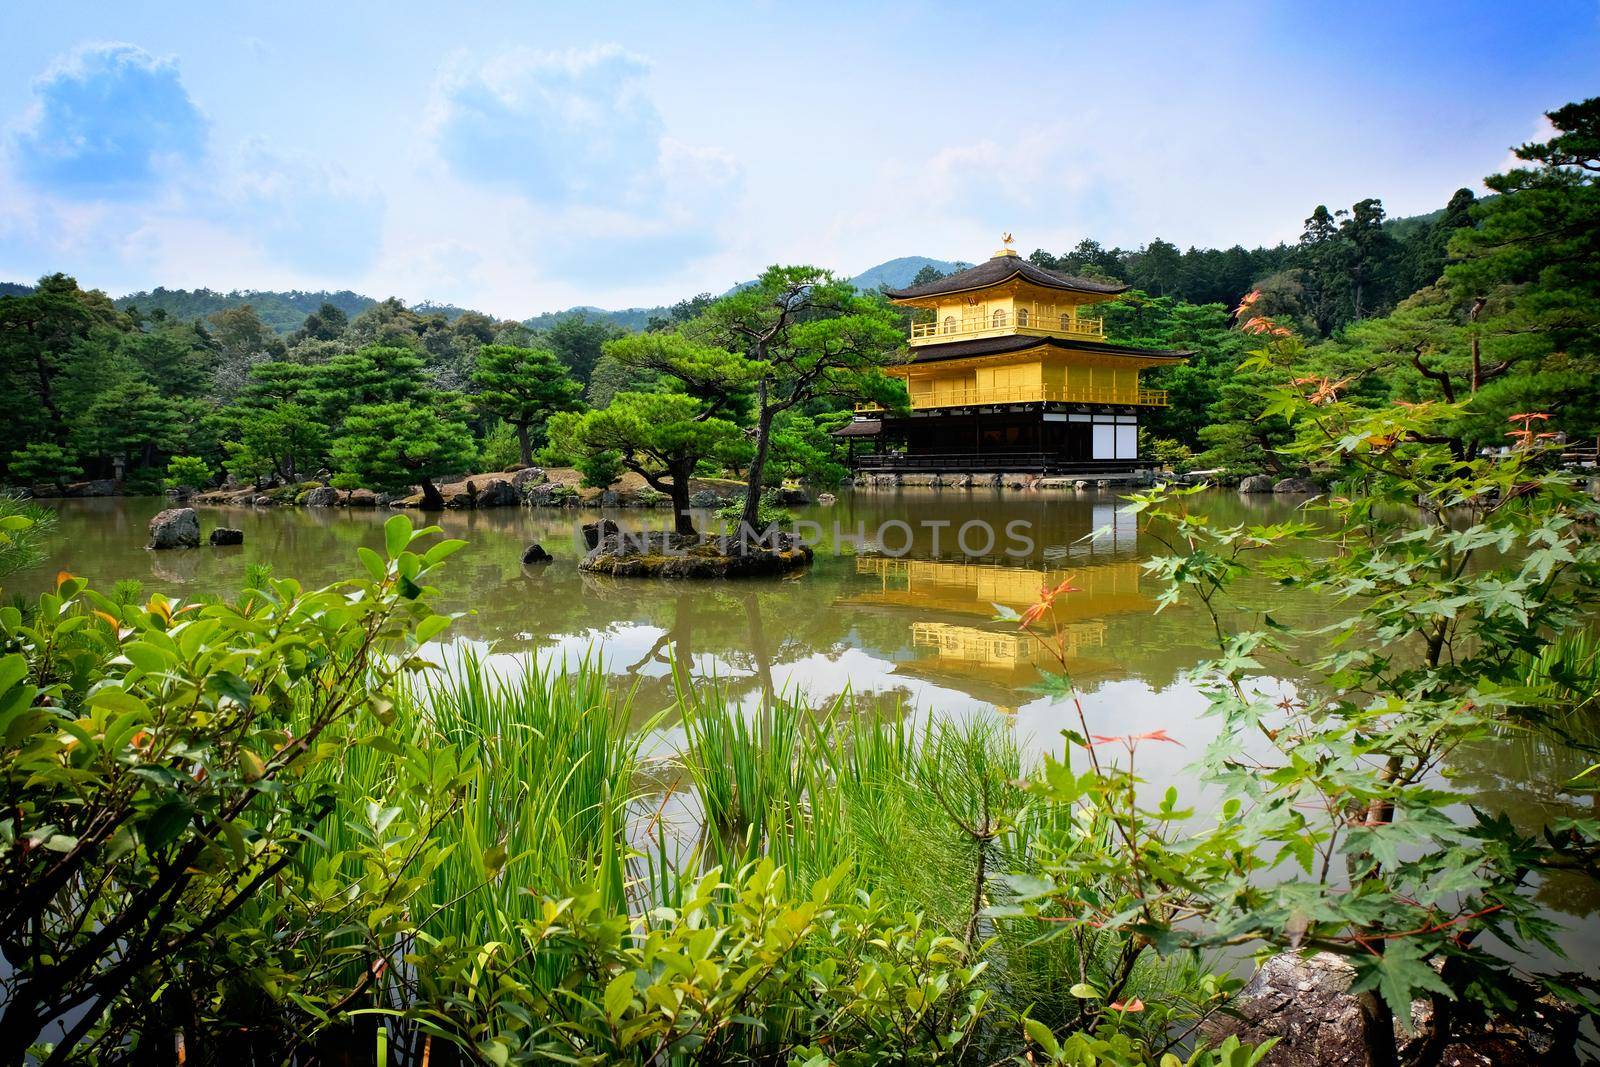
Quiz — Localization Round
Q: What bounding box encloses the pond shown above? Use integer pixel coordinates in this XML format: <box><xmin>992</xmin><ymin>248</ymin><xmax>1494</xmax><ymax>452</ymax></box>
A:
<box><xmin>11</xmin><ymin>490</ymin><xmax>1599</xmax><ymax>951</ymax></box>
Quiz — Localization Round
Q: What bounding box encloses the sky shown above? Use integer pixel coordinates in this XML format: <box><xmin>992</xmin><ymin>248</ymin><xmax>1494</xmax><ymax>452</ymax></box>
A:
<box><xmin>1</xmin><ymin>1</ymin><xmax>1596</xmax><ymax>318</ymax></box>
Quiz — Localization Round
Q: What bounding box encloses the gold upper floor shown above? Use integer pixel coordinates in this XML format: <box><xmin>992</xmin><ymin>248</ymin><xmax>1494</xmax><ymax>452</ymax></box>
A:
<box><xmin>900</xmin><ymin>278</ymin><xmax>1112</xmax><ymax>348</ymax></box>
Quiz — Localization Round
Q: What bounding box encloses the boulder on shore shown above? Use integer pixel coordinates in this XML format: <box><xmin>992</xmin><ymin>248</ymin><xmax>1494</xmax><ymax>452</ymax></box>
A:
<box><xmin>1207</xmin><ymin>952</ymin><xmax>1577</xmax><ymax>1067</ymax></box>
<box><xmin>209</xmin><ymin>527</ymin><xmax>244</xmax><ymax>546</ymax></box>
<box><xmin>147</xmin><ymin>508</ymin><xmax>200</xmax><ymax>550</ymax></box>
<box><xmin>1239</xmin><ymin>474</ymin><xmax>1275</xmax><ymax>493</ymax></box>
<box><xmin>512</xmin><ymin>467</ymin><xmax>547</xmax><ymax>489</ymax></box>
<box><xmin>1273</xmin><ymin>477</ymin><xmax>1319</xmax><ymax>494</ymax></box>
<box><xmin>688</xmin><ymin>489</ymin><xmax>725</xmax><ymax>509</ymax></box>
<box><xmin>474</xmin><ymin>479</ymin><xmax>520</xmax><ymax>508</ymax></box>
<box><xmin>304</xmin><ymin>486</ymin><xmax>338</xmax><ymax>507</ymax></box>
<box><xmin>521</xmin><ymin>543</ymin><xmax>553</xmax><ymax>565</ymax></box>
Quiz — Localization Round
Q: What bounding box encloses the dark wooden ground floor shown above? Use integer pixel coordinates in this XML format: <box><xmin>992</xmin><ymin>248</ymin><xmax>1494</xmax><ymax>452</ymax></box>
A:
<box><xmin>839</xmin><ymin>407</ymin><xmax>1148</xmax><ymax>474</ymax></box>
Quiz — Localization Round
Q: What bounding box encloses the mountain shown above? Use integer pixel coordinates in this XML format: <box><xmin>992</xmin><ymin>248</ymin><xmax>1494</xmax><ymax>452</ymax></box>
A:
<box><xmin>112</xmin><ymin>287</ymin><xmax>376</xmax><ymax>334</ymax></box>
<box><xmin>847</xmin><ymin>256</ymin><xmax>971</xmax><ymax>292</ymax></box>
<box><xmin>522</xmin><ymin>305</ymin><xmax>664</xmax><ymax>332</ymax></box>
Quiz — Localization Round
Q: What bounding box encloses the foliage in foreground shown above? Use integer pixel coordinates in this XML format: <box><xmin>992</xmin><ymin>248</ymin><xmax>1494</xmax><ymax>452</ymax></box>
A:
<box><xmin>998</xmin><ymin>321</ymin><xmax>1600</xmax><ymax>1065</ymax></box>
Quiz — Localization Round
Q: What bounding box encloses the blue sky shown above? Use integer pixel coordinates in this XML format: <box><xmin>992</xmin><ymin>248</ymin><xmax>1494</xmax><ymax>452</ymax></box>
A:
<box><xmin>1</xmin><ymin>1</ymin><xmax>1596</xmax><ymax>317</ymax></box>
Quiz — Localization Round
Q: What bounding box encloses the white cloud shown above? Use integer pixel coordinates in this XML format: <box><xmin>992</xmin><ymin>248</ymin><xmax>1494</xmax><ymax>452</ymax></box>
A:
<box><xmin>7</xmin><ymin>43</ymin><xmax>207</xmax><ymax>198</ymax></box>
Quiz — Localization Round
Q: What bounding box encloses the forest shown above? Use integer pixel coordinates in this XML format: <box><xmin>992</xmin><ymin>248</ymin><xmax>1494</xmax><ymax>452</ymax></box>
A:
<box><xmin>0</xmin><ymin>98</ymin><xmax>1595</xmax><ymax>504</ymax></box>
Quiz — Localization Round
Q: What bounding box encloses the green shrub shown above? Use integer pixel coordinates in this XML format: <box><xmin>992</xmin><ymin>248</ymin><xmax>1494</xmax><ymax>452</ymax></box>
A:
<box><xmin>478</xmin><ymin>420</ymin><xmax>523</xmax><ymax>471</ymax></box>
<box><xmin>577</xmin><ymin>447</ymin><xmax>622</xmax><ymax>489</ymax></box>
<box><xmin>163</xmin><ymin>454</ymin><xmax>212</xmax><ymax>492</ymax></box>
<box><xmin>0</xmin><ymin>515</ymin><xmax>466</xmax><ymax>1060</ymax></box>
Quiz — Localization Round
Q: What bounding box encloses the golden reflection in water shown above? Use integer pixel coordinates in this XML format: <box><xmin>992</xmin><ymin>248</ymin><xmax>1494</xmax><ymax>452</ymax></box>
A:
<box><xmin>842</xmin><ymin>557</ymin><xmax>1151</xmax><ymax>698</ymax></box>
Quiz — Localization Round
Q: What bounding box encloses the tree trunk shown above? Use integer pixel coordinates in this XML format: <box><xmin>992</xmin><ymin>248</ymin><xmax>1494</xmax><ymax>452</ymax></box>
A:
<box><xmin>418</xmin><ymin>476</ymin><xmax>445</xmax><ymax>511</ymax></box>
<box><xmin>739</xmin><ymin>390</ymin><xmax>776</xmax><ymax>540</ymax></box>
<box><xmin>515</xmin><ymin>423</ymin><xmax>533</xmax><ymax>467</ymax></box>
<box><xmin>669</xmin><ymin>478</ymin><xmax>696</xmax><ymax>536</ymax></box>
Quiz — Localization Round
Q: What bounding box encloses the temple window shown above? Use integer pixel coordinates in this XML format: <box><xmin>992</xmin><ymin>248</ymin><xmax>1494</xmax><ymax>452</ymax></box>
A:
<box><xmin>1016</xmin><ymin>307</ymin><xmax>1030</xmax><ymax>326</ymax></box>
<box><xmin>1060</xmin><ymin>312</ymin><xmax>1072</xmax><ymax>330</ymax></box>
<box><xmin>942</xmin><ymin>315</ymin><xmax>957</xmax><ymax>334</ymax></box>
<box><xmin>991</xmin><ymin>309</ymin><xmax>1008</xmax><ymax>328</ymax></box>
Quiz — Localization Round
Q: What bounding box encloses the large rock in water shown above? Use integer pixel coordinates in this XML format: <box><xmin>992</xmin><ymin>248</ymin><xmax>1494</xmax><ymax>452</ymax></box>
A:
<box><xmin>147</xmin><ymin>508</ymin><xmax>200</xmax><ymax>550</ymax></box>
<box><xmin>1273</xmin><ymin>477</ymin><xmax>1319</xmax><ymax>494</ymax></box>
<box><xmin>208</xmin><ymin>527</ymin><xmax>244</xmax><ymax>546</ymax></box>
<box><xmin>1239</xmin><ymin>474</ymin><xmax>1275</xmax><ymax>493</ymax></box>
<box><xmin>1207</xmin><ymin>952</ymin><xmax>1578</xmax><ymax>1067</ymax></box>
<box><xmin>582</xmin><ymin>519</ymin><xmax>620</xmax><ymax>551</ymax></box>
<box><xmin>521</xmin><ymin>543</ymin><xmax>553</xmax><ymax>564</ymax></box>
<box><xmin>304</xmin><ymin>486</ymin><xmax>338</xmax><ymax>507</ymax></box>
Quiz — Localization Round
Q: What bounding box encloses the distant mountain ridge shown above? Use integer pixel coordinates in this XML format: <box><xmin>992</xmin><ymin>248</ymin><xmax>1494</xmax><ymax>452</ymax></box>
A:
<box><xmin>847</xmin><ymin>256</ymin><xmax>972</xmax><ymax>292</ymax></box>
<box><xmin>3</xmin><ymin>253</ymin><xmax>972</xmax><ymax>335</ymax></box>
<box><xmin>0</xmin><ymin>202</ymin><xmax>1451</xmax><ymax>334</ymax></box>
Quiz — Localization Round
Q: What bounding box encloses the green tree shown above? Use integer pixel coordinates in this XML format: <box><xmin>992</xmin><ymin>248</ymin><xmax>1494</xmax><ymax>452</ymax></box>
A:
<box><xmin>0</xmin><ymin>274</ymin><xmax>124</xmax><ymax>458</ymax></box>
<box><xmin>71</xmin><ymin>373</ymin><xmax>185</xmax><ymax>474</ymax></box>
<box><xmin>675</xmin><ymin>266</ymin><xmax>903</xmax><ymax>533</ymax></box>
<box><xmin>8</xmin><ymin>443</ymin><xmax>82</xmax><ymax>487</ymax></box>
<box><xmin>547</xmin><ymin>312</ymin><xmax>627</xmax><ymax>387</ymax></box>
<box><xmin>567</xmin><ymin>392</ymin><xmax>740</xmax><ymax>534</ymax></box>
<box><xmin>225</xmin><ymin>401</ymin><xmax>327</xmax><ymax>485</ymax></box>
<box><xmin>471</xmin><ymin>345</ymin><xmax>585</xmax><ymax>466</ymax></box>
<box><xmin>331</xmin><ymin>401</ymin><xmax>476</xmax><ymax>510</ymax></box>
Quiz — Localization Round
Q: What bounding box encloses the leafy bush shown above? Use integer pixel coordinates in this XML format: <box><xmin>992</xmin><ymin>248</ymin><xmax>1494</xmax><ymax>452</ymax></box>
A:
<box><xmin>577</xmin><ymin>447</ymin><xmax>623</xmax><ymax>489</ymax></box>
<box><xmin>1000</xmin><ymin>323</ymin><xmax>1600</xmax><ymax>1062</ymax></box>
<box><xmin>0</xmin><ymin>498</ymin><xmax>52</xmax><ymax>580</ymax></box>
<box><xmin>477</xmin><ymin>419</ymin><xmax>523</xmax><ymax>471</ymax></box>
<box><xmin>163</xmin><ymin>454</ymin><xmax>212</xmax><ymax>491</ymax></box>
<box><xmin>0</xmin><ymin>515</ymin><xmax>465</xmax><ymax>1061</ymax></box>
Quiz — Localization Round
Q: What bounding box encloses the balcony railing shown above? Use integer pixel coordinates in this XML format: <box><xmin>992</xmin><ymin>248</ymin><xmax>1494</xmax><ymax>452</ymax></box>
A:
<box><xmin>909</xmin><ymin>313</ymin><xmax>1105</xmax><ymax>344</ymax></box>
<box><xmin>905</xmin><ymin>384</ymin><xmax>1166</xmax><ymax>408</ymax></box>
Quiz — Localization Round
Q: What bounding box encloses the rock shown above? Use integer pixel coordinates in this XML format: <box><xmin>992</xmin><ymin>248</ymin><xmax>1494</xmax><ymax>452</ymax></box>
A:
<box><xmin>252</xmin><ymin>495</ymin><xmax>274</xmax><ymax>507</ymax></box>
<box><xmin>689</xmin><ymin>489</ymin><xmax>724</xmax><ymax>509</ymax></box>
<box><xmin>600</xmin><ymin>490</ymin><xmax>621</xmax><ymax>507</ymax></box>
<box><xmin>209</xmin><ymin>527</ymin><xmax>244</xmax><ymax>546</ymax></box>
<box><xmin>304</xmin><ymin>486</ymin><xmax>338</xmax><ymax>507</ymax></box>
<box><xmin>774</xmin><ymin>486</ymin><xmax>810</xmax><ymax>506</ymax></box>
<box><xmin>1073</xmin><ymin>480</ymin><xmax>1089</xmax><ymax>490</ymax></box>
<box><xmin>67</xmin><ymin>479</ymin><xmax>119</xmax><ymax>498</ymax></box>
<box><xmin>816</xmin><ymin>492</ymin><xmax>837</xmax><ymax>506</ymax></box>
<box><xmin>1206</xmin><ymin>952</ymin><xmax>1578</xmax><ymax>1067</ymax></box>
<box><xmin>521</xmin><ymin>543</ymin><xmax>553</xmax><ymax>564</ymax></box>
<box><xmin>147</xmin><ymin>508</ymin><xmax>200</xmax><ymax>550</ymax></box>
<box><xmin>582</xmin><ymin>518</ymin><xmax>620</xmax><ymax>551</ymax></box>
<box><xmin>1239</xmin><ymin>474</ymin><xmax>1276</xmax><ymax>493</ymax></box>
<box><xmin>512</xmin><ymin>467</ymin><xmax>546</xmax><ymax>489</ymax></box>
<box><xmin>341</xmin><ymin>488</ymin><xmax>378</xmax><ymax>507</ymax></box>
<box><xmin>1273</xmin><ymin>477</ymin><xmax>1319</xmax><ymax>494</ymax></box>
<box><xmin>474</xmin><ymin>479</ymin><xmax>520</xmax><ymax>508</ymax></box>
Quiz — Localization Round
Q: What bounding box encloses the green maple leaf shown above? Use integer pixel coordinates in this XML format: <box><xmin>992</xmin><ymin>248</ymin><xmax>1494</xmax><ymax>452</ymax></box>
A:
<box><xmin>1347</xmin><ymin>939</ymin><xmax>1455</xmax><ymax>1027</ymax></box>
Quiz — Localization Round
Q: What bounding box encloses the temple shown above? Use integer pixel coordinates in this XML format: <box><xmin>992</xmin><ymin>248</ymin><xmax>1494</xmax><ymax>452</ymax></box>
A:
<box><xmin>840</xmin><ymin>236</ymin><xmax>1190</xmax><ymax>475</ymax></box>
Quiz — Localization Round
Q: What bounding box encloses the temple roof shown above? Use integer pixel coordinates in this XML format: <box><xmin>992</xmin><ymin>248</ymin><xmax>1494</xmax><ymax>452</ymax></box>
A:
<box><xmin>885</xmin><ymin>253</ymin><xmax>1129</xmax><ymax>300</ymax></box>
<box><xmin>902</xmin><ymin>334</ymin><xmax>1190</xmax><ymax>365</ymax></box>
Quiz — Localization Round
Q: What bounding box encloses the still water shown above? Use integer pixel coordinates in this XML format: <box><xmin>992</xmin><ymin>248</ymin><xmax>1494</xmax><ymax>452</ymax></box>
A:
<box><xmin>11</xmin><ymin>490</ymin><xmax>1598</xmax><ymax>939</ymax></box>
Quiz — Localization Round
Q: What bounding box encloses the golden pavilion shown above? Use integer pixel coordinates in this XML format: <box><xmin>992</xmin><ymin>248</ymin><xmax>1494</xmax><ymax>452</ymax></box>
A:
<box><xmin>841</xmin><ymin>236</ymin><xmax>1190</xmax><ymax>474</ymax></box>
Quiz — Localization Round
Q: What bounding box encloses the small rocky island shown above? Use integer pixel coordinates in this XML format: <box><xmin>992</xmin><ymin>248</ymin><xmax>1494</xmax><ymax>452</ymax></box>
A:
<box><xmin>575</xmin><ymin>519</ymin><xmax>812</xmax><ymax>579</ymax></box>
